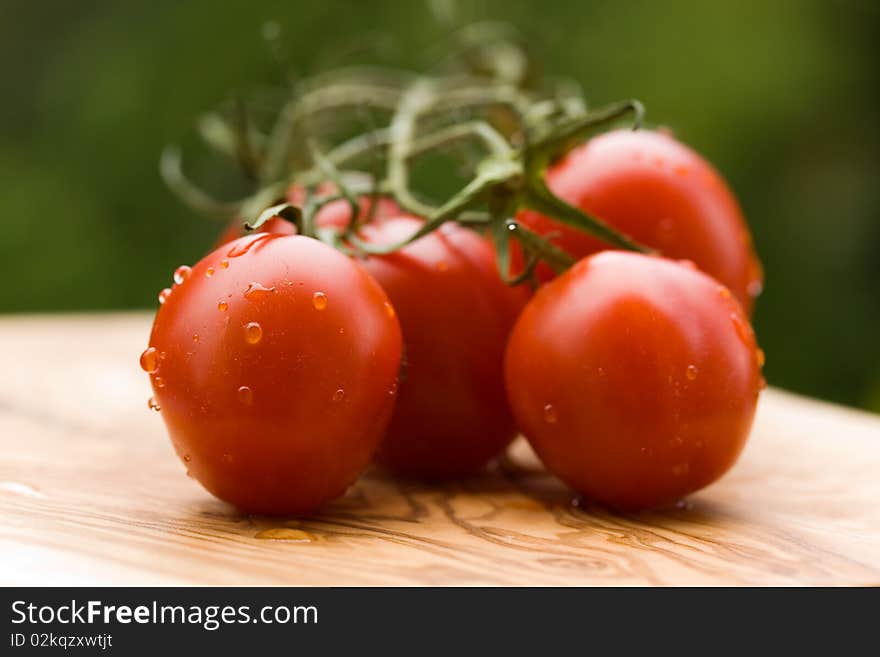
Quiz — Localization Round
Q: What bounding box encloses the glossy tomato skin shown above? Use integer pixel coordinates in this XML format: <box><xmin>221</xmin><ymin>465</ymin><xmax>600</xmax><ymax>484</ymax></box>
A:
<box><xmin>515</xmin><ymin>129</ymin><xmax>763</xmax><ymax>313</ymax></box>
<box><xmin>505</xmin><ymin>252</ymin><xmax>763</xmax><ymax>510</ymax></box>
<box><xmin>356</xmin><ymin>217</ymin><xmax>530</xmax><ymax>478</ymax></box>
<box><xmin>145</xmin><ymin>234</ymin><xmax>402</xmax><ymax>514</ymax></box>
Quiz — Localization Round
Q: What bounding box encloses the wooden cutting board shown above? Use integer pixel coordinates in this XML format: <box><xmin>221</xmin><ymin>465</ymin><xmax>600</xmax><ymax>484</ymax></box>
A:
<box><xmin>1</xmin><ymin>312</ymin><xmax>878</xmax><ymax>586</ymax></box>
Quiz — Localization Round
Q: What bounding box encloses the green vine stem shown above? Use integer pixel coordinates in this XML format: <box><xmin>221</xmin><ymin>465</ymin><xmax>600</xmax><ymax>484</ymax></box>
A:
<box><xmin>162</xmin><ymin>28</ymin><xmax>654</xmax><ymax>281</ymax></box>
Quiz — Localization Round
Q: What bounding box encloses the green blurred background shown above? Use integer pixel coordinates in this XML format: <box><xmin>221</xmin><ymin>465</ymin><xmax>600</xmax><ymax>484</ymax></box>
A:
<box><xmin>1</xmin><ymin>0</ymin><xmax>878</xmax><ymax>412</ymax></box>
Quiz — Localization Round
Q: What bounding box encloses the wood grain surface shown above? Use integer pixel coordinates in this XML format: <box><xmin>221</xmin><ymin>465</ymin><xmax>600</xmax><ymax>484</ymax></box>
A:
<box><xmin>1</xmin><ymin>313</ymin><xmax>878</xmax><ymax>586</ymax></box>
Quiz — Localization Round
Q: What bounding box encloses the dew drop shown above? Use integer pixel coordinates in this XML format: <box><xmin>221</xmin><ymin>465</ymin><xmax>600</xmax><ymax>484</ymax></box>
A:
<box><xmin>542</xmin><ymin>403</ymin><xmax>558</xmax><ymax>424</ymax></box>
<box><xmin>747</xmin><ymin>279</ymin><xmax>764</xmax><ymax>299</ymax></box>
<box><xmin>756</xmin><ymin>348</ymin><xmax>765</xmax><ymax>368</ymax></box>
<box><xmin>255</xmin><ymin>528</ymin><xmax>316</xmax><ymax>542</ymax></box>
<box><xmin>332</xmin><ymin>388</ymin><xmax>345</xmax><ymax>402</ymax></box>
<box><xmin>218</xmin><ymin>300</ymin><xmax>228</xmax><ymax>312</ymax></box>
<box><xmin>153</xmin><ymin>376</ymin><xmax>165</xmax><ymax>388</ymax></box>
<box><xmin>730</xmin><ymin>312</ymin><xmax>752</xmax><ymax>343</ymax></box>
<box><xmin>192</xmin><ymin>334</ymin><xmax>200</xmax><ymax>343</ymax></box>
<box><xmin>686</xmin><ymin>364</ymin><xmax>698</xmax><ymax>381</ymax></box>
<box><xmin>205</xmin><ymin>267</ymin><xmax>215</xmax><ymax>278</ymax></box>
<box><xmin>718</xmin><ymin>286</ymin><xmax>731</xmax><ymax>300</ymax></box>
<box><xmin>227</xmin><ymin>233</ymin><xmax>268</xmax><ymax>258</ymax></box>
<box><xmin>244</xmin><ymin>282</ymin><xmax>276</xmax><ymax>300</ymax></box>
<box><xmin>220</xmin><ymin>259</ymin><xmax>230</xmax><ymax>269</ymax></box>
<box><xmin>182</xmin><ymin>454</ymin><xmax>192</xmax><ymax>463</ymax></box>
<box><xmin>173</xmin><ymin>265</ymin><xmax>192</xmax><ymax>285</ymax></box>
<box><xmin>139</xmin><ymin>347</ymin><xmax>159</xmax><ymax>373</ymax></box>
<box><xmin>672</xmin><ymin>462</ymin><xmax>690</xmax><ymax>476</ymax></box>
<box><xmin>238</xmin><ymin>385</ymin><xmax>253</xmax><ymax>405</ymax></box>
<box><xmin>222</xmin><ymin>453</ymin><xmax>234</xmax><ymax>464</ymax></box>
<box><xmin>158</xmin><ymin>288</ymin><xmax>172</xmax><ymax>305</ymax></box>
<box><xmin>148</xmin><ymin>397</ymin><xmax>161</xmax><ymax>412</ymax></box>
<box><xmin>312</xmin><ymin>291</ymin><xmax>328</xmax><ymax>310</ymax></box>
<box><xmin>384</xmin><ymin>301</ymin><xmax>395</xmax><ymax>317</ymax></box>
<box><xmin>244</xmin><ymin>322</ymin><xmax>263</xmax><ymax>345</ymax></box>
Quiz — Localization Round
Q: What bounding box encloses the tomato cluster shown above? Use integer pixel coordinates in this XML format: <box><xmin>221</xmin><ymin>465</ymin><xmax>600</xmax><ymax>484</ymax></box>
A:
<box><xmin>146</xmin><ymin>42</ymin><xmax>765</xmax><ymax>514</ymax></box>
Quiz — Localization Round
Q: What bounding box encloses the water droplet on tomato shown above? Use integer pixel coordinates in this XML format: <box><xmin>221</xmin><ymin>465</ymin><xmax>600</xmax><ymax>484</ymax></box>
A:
<box><xmin>139</xmin><ymin>347</ymin><xmax>159</xmax><ymax>373</ymax></box>
<box><xmin>756</xmin><ymin>348</ymin><xmax>765</xmax><ymax>368</ymax></box>
<box><xmin>222</xmin><ymin>453</ymin><xmax>234</xmax><ymax>464</ymax></box>
<box><xmin>730</xmin><ymin>312</ymin><xmax>752</xmax><ymax>343</ymax></box>
<box><xmin>238</xmin><ymin>385</ymin><xmax>253</xmax><ymax>405</ymax></box>
<box><xmin>718</xmin><ymin>286</ymin><xmax>731</xmax><ymax>299</ymax></box>
<box><xmin>254</xmin><ymin>528</ymin><xmax>316</xmax><ymax>542</ymax></box>
<box><xmin>153</xmin><ymin>376</ymin><xmax>165</xmax><ymax>388</ymax></box>
<box><xmin>192</xmin><ymin>334</ymin><xmax>199</xmax><ymax>343</ymax></box>
<box><xmin>384</xmin><ymin>301</ymin><xmax>395</xmax><ymax>317</ymax></box>
<box><xmin>686</xmin><ymin>364</ymin><xmax>698</xmax><ymax>381</ymax></box>
<box><xmin>332</xmin><ymin>388</ymin><xmax>345</xmax><ymax>402</ymax></box>
<box><xmin>542</xmin><ymin>404</ymin><xmax>558</xmax><ymax>424</ymax></box>
<box><xmin>205</xmin><ymin>267</ymin><xmax>215</xmax><ymax>278</ymax></box>
<box><xmin>312</xmin><ymin>291</ymin><xmax>327</xmax><ymax>310</ymax></box>
<box><xmin>672</xmin><ymin>462</ymin><xmax>690</xmax><ymax>476</ymax></box>
<box><xmin>747</xmin><ymin>279</ymin><xmax>763</xmax><ymax>299</ymax></box>
<box><xmin>182</xmin><ymin>454</ymin><xmax>191</xmax><ymax>463</ymax></box>
<box><xmin>244</xmin><ymin>282</ymin><xmax>276</xmax><ymax>300</ymax></box>
<box><xmin>227</xmin><ymin>233</ymin><xmax>268</xmax><ymax>257</ymax></box>
<box><xmin>244</xmin><ymin>322</ymin><xmax>263</xmax><ymax>345</ymax></box>
<box><xmin>217</xmin><ymin>300</ymin><xmax>228</xmax><ymax>312</ymax></box>
<box><xmin>220</xmin><ymin>259</ymin><xmax>230</xmax><ymax>269</ymax></box>
<box><xmin>158</xmin><ymin>288</ymin><xmax>172</xmax><ymax>305</ymax></box>
<box><xmin>173</xmin><ymin>265</ymin><xmax>192</xmax><ymax>285</ymax></box>
<box><xmin>148</xmin><ymin>397</ymin><xmax>161</xmax><ymax>412</ymax></box>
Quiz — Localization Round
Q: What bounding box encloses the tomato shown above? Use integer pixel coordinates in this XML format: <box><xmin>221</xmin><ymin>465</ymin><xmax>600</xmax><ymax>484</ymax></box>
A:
<box><xmin>516</xmin><ymin>129</ymin><xmax>763</xmax><ymax>313</ymax></box>
<box><xmin>504</xmin><ymin>251</ymin><xmax>764</xmax><ymax>510</ymax></box>
<box><xmin>355</xmin><ymin>216</ymin><xmax>530</xmax><ymax>478</ymax></box>
<box><xmin>141</xmin><ymin>233</ymin><xmax>402</xmax><ymax>514</ymax></box>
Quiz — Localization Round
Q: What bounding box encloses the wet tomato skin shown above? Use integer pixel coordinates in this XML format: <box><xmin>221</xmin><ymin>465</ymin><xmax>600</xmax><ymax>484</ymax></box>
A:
<box><xmin>146</xmin><ymin>234</ymin><xmax>402</xmax><ymax>514</ymax></box>
<box><xmin>515</xmin><ymin>129</ymin><xmax>763</xmax><ymax>313</ymax></box>
<box><xmin>357</xmin><ymin>216</ymin><xmax>530</xmax><ymax>478</ymax></box>
<box><xmin>504</xmin><ymin>251</ymin><xmax>763</xmax><ymax>510</ymax></box>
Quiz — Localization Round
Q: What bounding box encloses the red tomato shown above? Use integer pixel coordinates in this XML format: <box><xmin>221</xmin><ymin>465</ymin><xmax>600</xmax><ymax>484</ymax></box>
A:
<box><xmin>141</xmin><ymin>234</ymin><xmax>402</xmax><ymax>514</ymax></box>
<box><xmin>516</xmin><ymin>129</ymin><xmax>763</xmax><ymax>313</ymax></box>
<box><xmin>504</xmin><ymin>252</ymin><xmax>764</xmax><ymax>510</ymax></box>
<box><xmin>355</xmin><ymin>217</ymin><xmax>530</xmax><ymax>478</ymax></box>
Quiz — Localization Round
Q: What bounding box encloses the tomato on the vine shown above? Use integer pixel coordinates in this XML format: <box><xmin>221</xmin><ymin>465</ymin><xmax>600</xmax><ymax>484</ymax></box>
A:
<box><xmin>516</xmin><ymin>129</ymin><xmax>763</xmax><ymax>313</ymax></box>
<box><xmin>354</xmin><ymin>216</ymin><xmax>530</xmax><ymax>478</ymax></box>
<box><xmin>141</xmin><ymin>233</ymin><xmax>402</xmax><ymax>514</ymax></box>
<box><xmin>505</xmin><ymin>251</ymin><xmax>764</xmax><ymax>510</ymax></box>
